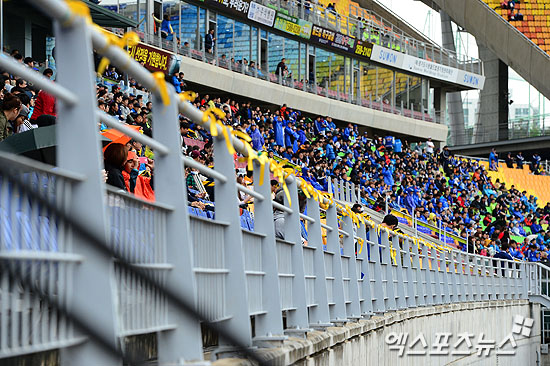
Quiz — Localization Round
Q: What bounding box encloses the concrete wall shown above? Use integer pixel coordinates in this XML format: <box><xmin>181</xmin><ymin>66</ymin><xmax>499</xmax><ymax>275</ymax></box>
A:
<box><xmin>214</xmin><ymin>300</ymin><xmax>541</xmax><ymax>365</ymax></box>
<box><xmin>179</xmin><ymin>57</ymin><xmax>448</xmax><ymax>142</ymax></box>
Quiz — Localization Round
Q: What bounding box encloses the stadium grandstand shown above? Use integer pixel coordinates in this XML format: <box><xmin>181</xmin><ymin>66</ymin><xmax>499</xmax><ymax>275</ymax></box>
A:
<box><xmin>0</xmin><ymin>0</ymin><xmax>549</xmax><ymax>365</ymax></box>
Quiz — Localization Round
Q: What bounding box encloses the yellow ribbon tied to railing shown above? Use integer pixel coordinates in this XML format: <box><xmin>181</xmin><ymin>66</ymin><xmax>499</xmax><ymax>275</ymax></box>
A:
<box><xmin>64</xmin><ymin>0</ymin><xmax>92</xmax><ymax>26</ymax></box>
<box><xmin>179</xmin><ymin>91</ymin><xmax>198</xmax><ymax>103</ymax></box>
<box><xmin>389</xmin><ymin>245</ymin><xmax>397</xmax><ymax>265</ymax></box>
<box><xmin>357</xmin><ymin>237</ymin><xmax>364</xmax><ymax>254</ymax></box>
<box><xmin>255</xmin><ymin>153</ymin><xmax>270</xmax><ymax>186</ymax></box>
<box><xmin>152</xmin><ymin>72</ymin><xmax>171</xmax><ymax>106</ymax></box>
<box><xmin>202</xmin><ymin>108</ymin><xmax>235</xmax><ymax>155</ymax></box>
<box><xmin>270</xmin><ymin>159</ymin><xmax>292</xmax><ymax>207</ymax></box>
<box><xmin>96</xmin><ymin>30</ymin><xmax>140</xmax><ymax>75</ymax></box>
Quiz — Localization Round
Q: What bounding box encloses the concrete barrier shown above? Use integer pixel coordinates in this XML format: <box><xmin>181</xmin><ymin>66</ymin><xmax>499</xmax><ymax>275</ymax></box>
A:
<box><xmin>213</xmin><ymin>300</ymin><xmax>540</xmax><ymax>365</ymax></box>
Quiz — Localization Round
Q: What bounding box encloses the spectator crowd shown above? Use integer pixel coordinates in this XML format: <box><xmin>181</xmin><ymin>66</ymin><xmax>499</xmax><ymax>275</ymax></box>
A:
<box><xmin>1</xmin><ymin>48</ymin><xmax>550</xmax><ymax>266</ymax></box>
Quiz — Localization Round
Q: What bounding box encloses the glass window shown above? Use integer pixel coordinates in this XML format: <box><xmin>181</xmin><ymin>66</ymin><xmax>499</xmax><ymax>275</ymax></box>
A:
<box><xmin>315</xmin><ymin>48</ymin><xmax>331</xmax><ymax>88</ymax></box>
<box><xmin>234</xmin><ymin>21</ymin><xmax>251</xmax><ymax>62</ymax></box>
<box><xmin>283</xmin><ymin>38</ymin><xmax>300</xmax><ymax>82</ymax></box>
<box><xmin>268</xmin><ymin>33</ymin><xmax>284</xmax><ymax>74</ymax></box>
<box><xmin>217</xmin><ymin>15</ymin><xmax>234</xmax><ymax>58</ymax></box>
<box><xmin>179</xmin><ymin>2</ymin><xmax>198</xmax><ymax>48</ymax></box>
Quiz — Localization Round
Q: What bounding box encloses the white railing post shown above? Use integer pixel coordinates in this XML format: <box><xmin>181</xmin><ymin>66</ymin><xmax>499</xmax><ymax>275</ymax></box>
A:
<box><xmin>392</xmin><ymin>235</ymin><xmax>408</xmax><ymax>310</ymax></box>
<box><xmin>368</xmin><ymin>226</ymin><xmax>385</xmax><ymax>313</ymax></box>
<box><xmin>54</xmin><ymin>16</ymin><xmax>121</xmax><ymax>366</ymax></box>
<box><xmin>341</xmin><ymin>215</ymin><xmax>362</xmax><ymax>319</ymax></box>
<box><xmin>282</xmin><ymin>177</ymin><xmax>311</xmax><ymax>336</ymax></box>
<box><xmin>430</xmin><ymin>248</ymin><xmax>443</xmax><ymax>305</ymax></box>
<box><xmin>251</xmin><ymin>160</ymin><xmax>286</xmax><ymax>344</ymax></box>
<box><xmin>420</xmin><ymin>244</ymin><xmax>434</xmax><ymax>306</ymax></box>
<box><xmin>402</xmin><ymin>238</ymin><xmax>417</xmax><ymax>308</ymax></box>
<box><xmin>154</xmin><ymin>93</ymin><xmax>205</xmax><ymax>363</ymax></box>
<box><xmin>357</xmin><ymin>223</ymin><xmax>374</xmax><ymax>316</ymax></box>
<box><xmin>212</xmin><ymin>130</ymin><xmax>253</xmax><ymax>351</ymax></box>
<box><xmin>380</xmin><ymin>230</ymin><xmax>397</xmax><ymax>311</ymax></box>
<box><xmin>305</xmin><ymin>196</ymin><xmax>332</xmax><ymax>329</ymax></box>
<box><xmin>411</xmin><ymin>240</ymin><xmax>425</xmax><ymax>307</ymax></box>
<box><xmin>325</xmin><ymin>199</ymin><xmax>348</xmax><ymax>323</ymax></box>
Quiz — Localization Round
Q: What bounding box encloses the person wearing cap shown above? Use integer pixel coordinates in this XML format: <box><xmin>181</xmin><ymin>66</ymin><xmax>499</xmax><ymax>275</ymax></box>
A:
<box><xmin>13</xmin><ymin>104</ymin><xmax>35</xmax><ymax>133</ymax></box>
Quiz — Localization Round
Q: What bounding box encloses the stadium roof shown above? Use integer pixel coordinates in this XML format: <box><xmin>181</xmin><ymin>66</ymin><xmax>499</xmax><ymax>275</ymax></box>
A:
<box><xmin>83</xmin><ymin>0</ymin><xmax>138</xmax><ymax>28</ymax></box>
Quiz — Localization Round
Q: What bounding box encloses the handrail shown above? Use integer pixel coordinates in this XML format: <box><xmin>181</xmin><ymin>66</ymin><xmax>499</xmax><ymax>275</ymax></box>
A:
<box><xmin>97</xmin><ymin>110</ymin><xmax>170</xmax><ymax>156</ymax></box>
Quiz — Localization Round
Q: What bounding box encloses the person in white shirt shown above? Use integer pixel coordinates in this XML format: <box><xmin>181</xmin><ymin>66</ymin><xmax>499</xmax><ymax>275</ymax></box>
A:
<box><xmin>425</xmin><ymin>137</ymin><xmax>434</xmax><ymax>155</ymax></box>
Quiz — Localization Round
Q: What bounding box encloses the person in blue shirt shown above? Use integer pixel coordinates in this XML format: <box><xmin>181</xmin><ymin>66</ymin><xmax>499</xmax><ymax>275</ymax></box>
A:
<box><xmin>532</xmin><ymin>153</ymin><xmax>542</xmax><ymax>174</ymax></box>
<box><xmin>488</xmin><ymin>148</ymin><xmax>498</xmax><ymax>171</ymax></box>
<box><xmin>249</xmin><ymin>124</ymin><xmax>264</xmax><ymax>151</ymax></box>
<box><xmin>326</xmin><ymin>142</ymin><xmax>335</xmax><ymax>161</ymax></box>
<box><xmin>526</xmin><ymin>243</ymin><xmax>539</xmax><ymax>262</ymax></box>
<box><xmin>381</xmin><ymin>166</ymin><xmax>394</xmax><ymax>187</ymax></box>
<box><xmin>284</xmin><ymin>122</ymin><xmax>299</xmax><ymax>152</ymax></box>
<box><xmin>394</xmin><ymin>138</ymin><xmax>402</xmax><ymax>154</ymax></box>
<box><xmin>273</xmin><ymin>114</ymin><xmax>284</xmax><ymax>146</ymax></box>
<box><xmin>384</xmin><ymin>135</ymin><xmax>394</xmax><ymax>151</ymax></box>
<box><xmin>171</xmin><ymin>72</ymin><xmax>182</xmax><ymax>93</ymax></box>
<box><xmin>152</xmin><ymin>13</ymin><xmax>174</xmax><ymax>40</ymax></box>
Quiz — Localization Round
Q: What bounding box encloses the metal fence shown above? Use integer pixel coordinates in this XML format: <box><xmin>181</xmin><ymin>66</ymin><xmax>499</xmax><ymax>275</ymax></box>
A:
<box><xmin>0</xmin><ymin>0</ymin><xmax>544</xmax><ymax>364</ymax></box>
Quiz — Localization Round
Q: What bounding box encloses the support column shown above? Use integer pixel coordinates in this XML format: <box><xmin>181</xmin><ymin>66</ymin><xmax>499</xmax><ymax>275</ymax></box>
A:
<box><xmin>440</xmin><ymin>11</ymin><xmax>466</xmax><ymax>145</ymax></box>
<box><xmin>24</xmin><ymin>18</ymin><xmax>32</xmax><ymax>56</ymax></box>
<box><xmin>476</xmin><ymin>43</ymin><xmax>509</xmax><ymax>143</ymax></box>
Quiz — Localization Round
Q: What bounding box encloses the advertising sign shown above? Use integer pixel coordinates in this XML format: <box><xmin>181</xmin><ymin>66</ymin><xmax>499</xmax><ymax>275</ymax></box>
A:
<box><xmin>371</xmin><ymin>44</ymin><xmax>486</xmax><ymax>89</ymax></box>
<box><xmin>128</xmin><ymin>43</ymin><xmax>180</xmax><ymax>74</ymax></box>
<box><xmin>273</xmin><ymin>12</ymin><xmax>312</xmax><ymax>39</ymax></box>
<box><xmin>310</xmin><ymin>25</ymin><xmax>373</xmax><ymax>61</ymax></box>
<box><xmin>248</xmin><ymin>2</ymin><xmax>276</xmax><ymax>27</ymax></box>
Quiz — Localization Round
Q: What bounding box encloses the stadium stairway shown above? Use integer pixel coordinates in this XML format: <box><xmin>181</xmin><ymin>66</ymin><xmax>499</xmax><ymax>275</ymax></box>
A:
<box><xmin>479</xmin><ymin>161</ymin><xmax>550</xmax><ymax>205</ymax></box>
<box><xmin>421</xmin><ymin>0</ymin><xmax>550</xmax><ymax>101</ymax></box>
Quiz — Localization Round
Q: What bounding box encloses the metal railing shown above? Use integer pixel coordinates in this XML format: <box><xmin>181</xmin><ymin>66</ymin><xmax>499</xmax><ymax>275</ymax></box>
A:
<box><xmin>0</xmin><ymin>0</ymin><xmax>540</xmax><ymax>364</ymax></box>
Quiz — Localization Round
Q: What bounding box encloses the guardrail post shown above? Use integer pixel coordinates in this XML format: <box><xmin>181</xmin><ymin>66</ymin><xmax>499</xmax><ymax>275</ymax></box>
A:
<box><xmin>391</xmin><ymin>235</ymin><xmax>408</xmax><ymax>310</ymax></box>
<box><xmin>471</xmin><ymin>256</ymin><xmax>480</xmax><ymax>301</ymax></box>
<box><xmin>430</xmin><ymin>248</ymin><xmax>443</xmax><ymax>305</ymax></box>
<box><xmin>341</xmin><ymin>215</ymin><xmax>362</xmax><ymax>319</ymax></box>
<box><xmin>213</xmin><ymin>128</ymin><xmax>253</xmax><ymax>351</ymax></box>
<box><xmin>251</xmin><ymin>160</ymin><xmax>286</xmax><ymax>345</ymax></box>
<box><xmin>154</xmin><ymin>93</ymin><xmax>204</xmax><ymax>363</ymax></box>
<box><xmin>380</xmin><ymin>230</ymin><xmax>397</xmax><ymax>311</ymax></box>
<box><xmin>368</xmin><ymin>226</ymin><xmax>385</xmax><ymax>313</ymax></box>
<box><xmin>401</xmin><ymin>238</ymin><xmax>417</xmax><ymax>308</ymax></box>
<box><xmin>420</xmin><ymin>244</ymin><xmax>433</xmax><ymax>306</ymax></box>
<box><xmin>325</xmin><ymin>198</ymin><xmax>348</xmax><ymax>322</ymax></box>
<box><xmin>461</xmin><ymin>252</ymin><xmax>472</xmax><ymax>302</ymax></box>
<box><xmin>445</xmin><ymin>250</ymin><xmax>457</xmax><ymax>303</ymax></box>
<box><xmin>451</xmin><ymin>251</ymin><xmax>463</xmax><ymax>302</ymax></box>
<box><xmin>439</xmin><ymin>250</ymin><xmax>450</xmax><ymax>304</ymax></box>
<box><xmin>283</xmin><ymin>177</ymin><xmax>311</xmax><ymax>335</ymax></box>
<box><xmin>54</xmin><ymin>17</ymin><xmax>121</xmax><ymax>366</ymax></box>
<box><xmin>411</xmin><ymin>241</ymin><xmax>425</xmax><ymax>307</ymax></box>
<box><xmin>357</xmin><ymin>223</ymin><xmax>374</xmax><ymax>316</ymax></box>
<box><xmin>305</xmin><ymin>196</ymin><xmax>332</xmax><ymax>328</ymax></box>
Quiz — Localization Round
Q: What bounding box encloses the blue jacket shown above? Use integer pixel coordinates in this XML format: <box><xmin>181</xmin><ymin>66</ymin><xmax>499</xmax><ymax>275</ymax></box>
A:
<box><xmin>172</xmin><ymin>75</ymin><xmax>181</xmax><ymax>93</ymax></box>
<box><xmin>284</xmin><ymin>126</ymin><xmax>299</xmax><ymax>150</ymax></box>
<box><xmin>382</xmin><ymin>167</ymin><xmax>394</xmax><ymax>186</ymax></box>
<box><xmin>394</xmin><ymin>139</ymin><xmax>402</xmax><ymax>153</ymax></box>
<box><xmin>250</xmin><ymin>128</ymin><xmax>264</xmax><ymax>151</ymax></box>
<box><xmin>273</xmin><ymin>117</ymin><xmax>284</xmax><ymax>146</ymax></box>
<box><xmin>326</xmin><ymin>144</ymin><xmax>335</xmax><ymax>160</ymax></box>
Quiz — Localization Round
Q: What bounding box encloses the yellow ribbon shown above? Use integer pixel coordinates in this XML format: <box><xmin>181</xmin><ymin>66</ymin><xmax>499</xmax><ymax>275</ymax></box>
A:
<box><xmin>179</xmin><ymin>91</ymin><xmax>198</xmax><ymax>103</ymax></box>
<box><xmin>96</xmin><ymin>30</ymin><xmax>140</xmax><ymax>75</ymax></box>
<box><xmin>390</xmin><ymin>246</ymin><xmax>397</xmax><ymax>264</ymax></box>
<box><xmin>63</xmin><ymin>0</ymin><xmax>92</xmax><ymax>26</ymax></box>
<box><xmin>255</xmin><ymin>153</ymin><xmax>269</xmax><ymax>186</ymax></box>
<box><xmin>357</xmin><ymin>237</ymin><xmax>364</xmax><ymax>254</ymax></box>
<box><xmin>202</xmin><ymin>108</ymin><xmax>235</xmax><ymax>155</ymax></box>
<box><xmin>270</xmin><ymin>159</ymin><xmax>292</xmax><ymax>207</ymax></box>
<box><xmin>152</xmin><ymin>72</ymin><xmax>171</xmax><ymax>106</ymax></box>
